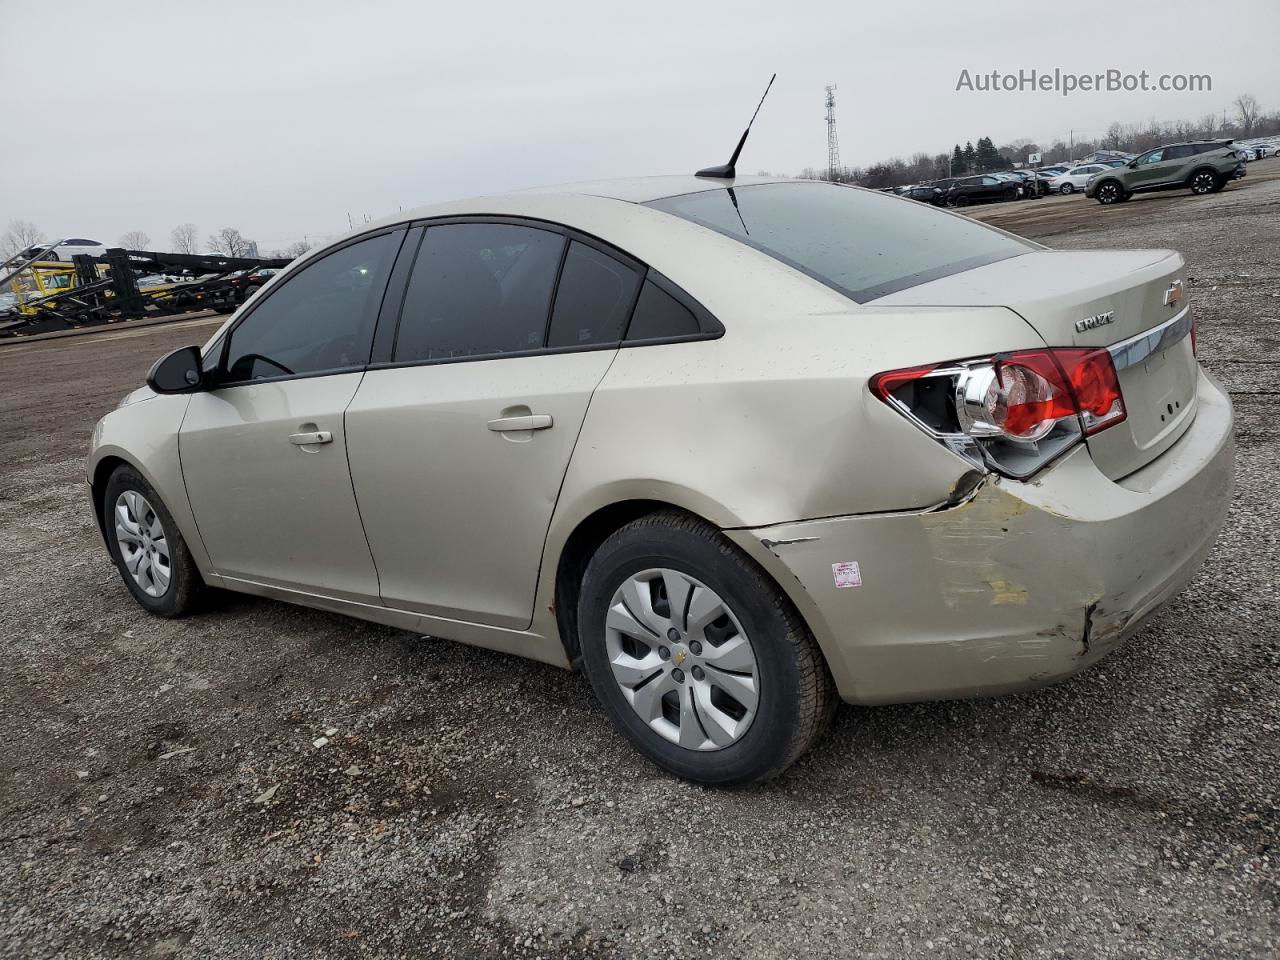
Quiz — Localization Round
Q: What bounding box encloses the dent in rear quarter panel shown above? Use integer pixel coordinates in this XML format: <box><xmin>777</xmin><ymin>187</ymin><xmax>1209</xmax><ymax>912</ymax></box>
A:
<box><xmin>89</xmin><ymin>395</ymin><xmax>222</xmax><ymax>586</ymax></box>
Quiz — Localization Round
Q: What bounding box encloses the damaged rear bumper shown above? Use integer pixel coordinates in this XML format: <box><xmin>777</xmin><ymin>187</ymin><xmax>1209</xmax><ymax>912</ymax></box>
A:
<box><xmin>726</xmin><ymin>369</ymin><xmax>1234</xmax><ymax>705</ymax></box>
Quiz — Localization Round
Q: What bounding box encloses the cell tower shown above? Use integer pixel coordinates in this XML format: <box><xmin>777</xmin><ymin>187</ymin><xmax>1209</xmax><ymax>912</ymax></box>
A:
<box><xmin>825</xmin><ymin>84</ymin><xmax>840</xmax><ymax>181</ymax></box>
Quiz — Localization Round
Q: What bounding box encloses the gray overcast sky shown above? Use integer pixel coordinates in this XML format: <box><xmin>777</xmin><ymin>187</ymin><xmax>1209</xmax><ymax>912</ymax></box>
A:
<box><xmin>2</xmin><ymin>0</ymin><xmax>1276</xmax><ymax>252</ymax></box>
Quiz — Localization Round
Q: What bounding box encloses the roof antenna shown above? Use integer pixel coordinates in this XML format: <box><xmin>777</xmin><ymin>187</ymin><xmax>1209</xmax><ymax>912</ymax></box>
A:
<box><xmin>695</xmin><ymin>73</ymin><xmax>776</xmax><ymax>179</ymax></box>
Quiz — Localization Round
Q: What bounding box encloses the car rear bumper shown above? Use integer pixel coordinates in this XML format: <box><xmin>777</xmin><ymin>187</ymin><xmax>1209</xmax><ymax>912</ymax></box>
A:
<box><xmin>727</xmin><ymin>368</ymin><xmax>1234</xmax><ymax>705</ymax></box>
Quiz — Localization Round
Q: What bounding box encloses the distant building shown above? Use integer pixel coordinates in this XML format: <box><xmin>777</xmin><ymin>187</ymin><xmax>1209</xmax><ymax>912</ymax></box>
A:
<box><xmin>242</xmin><ymin>240</ymin><xmax>259</xmax><ymax>258</ymax></box>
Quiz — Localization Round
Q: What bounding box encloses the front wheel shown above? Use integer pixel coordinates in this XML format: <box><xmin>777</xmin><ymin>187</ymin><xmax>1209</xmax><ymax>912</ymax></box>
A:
<box><xmin>104</xmin><ymin>465</ymin><xmax>202</xmax><ymax>616</ymax></box>
<box><xmin>1059</xmin><ymin>182</ymin><xmax>1075</xmax><ymax>194</ymax></box>
<box><xmin>1095</xmin><ymin>181</ymin><xmax>1126</xmax><ymax>204</ymax></box>
<box><xmin>578</xmin><ymin>513</ymin><xmax>837</xmax><ymax>785</ymax></box>
<box><xmin>953</xmin><ymin>194</ymin><xmax>970</xmax><ymax>207</ymax></box>
<box><xmin>1189</xmin><ymin>170</ymin><xmax>1220</xmax><ymax>195</ymax></box>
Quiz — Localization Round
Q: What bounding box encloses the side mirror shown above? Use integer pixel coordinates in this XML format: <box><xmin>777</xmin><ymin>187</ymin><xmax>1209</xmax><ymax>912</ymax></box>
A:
<box><xmin>1128</xmin><ymin>161</ymin><xmax>1138</xmax><ymax>168</ymax></box>
<box><xmin>146</xmin><ymin>345</ymin><xmax>204</xmax><ymax>394</ymax></box>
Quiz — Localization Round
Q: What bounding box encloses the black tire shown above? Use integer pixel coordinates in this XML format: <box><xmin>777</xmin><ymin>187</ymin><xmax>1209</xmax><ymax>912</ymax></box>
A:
<box><xmin>1002</xmin><ymin>187</ymin><xmax>1019</xmax><ymax>202</ymax></box>
<box><xmin>953</xmin><ymin>194</ymin><xmax>970</xmax><ymax>207</ymax></box>
<box><xmin>241</xmin><ymin>284</ymin><xmax>261</xmax><ymax>303</ymax></box>
<box><xmin>1059</xmin><ymin>182</ymin><xmax>1074</xmax><ymax>195</ymax></box>
<box><xmin>103</xmin><ymin>465</ymin><xmax>202</xmax><ymax>617</ymax></box>
<box><xmin>1189</xmin><ymin>169</ymin><xmax>1220</xmax><ymax>195</ymax></box>
<box><xmin>1095</xmin><ymin>180</ymin><xmax>1125</xmax><ymax>204</ymax></box>
<box><xmin>577</xmin><ymin>512</ymin><xmax>837</xmax><ymax>785</ymax></box>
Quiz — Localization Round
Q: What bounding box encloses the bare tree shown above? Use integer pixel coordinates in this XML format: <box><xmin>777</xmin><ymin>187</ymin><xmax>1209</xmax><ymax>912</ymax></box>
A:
<box><xmin>170</xmin><ymin>223</ymin><xmax>199</xmax><ymax>254</ymax></box>
<box><xmin>0</xmin><ymin>219</ymin><xmax>47</xmax><ymax>260</ymax></box>
<box><xmin>1234</xmin><ymin>94</ymin><xmax>1260</xmax><ymax>137</ymax></box>
<box><xmin>207</xmin><ymin>227</ymin><xmax>250</xmax><ymax>258</ymax></box>
<box><xmin>119</xmin><ymin>230</ymin><xmax>151</xmax><ymax>250</ymax></box>
<box><xmin>282</xmin><ymin>240</ymin><xmax>311</xmax><ymax>258</ymax></box>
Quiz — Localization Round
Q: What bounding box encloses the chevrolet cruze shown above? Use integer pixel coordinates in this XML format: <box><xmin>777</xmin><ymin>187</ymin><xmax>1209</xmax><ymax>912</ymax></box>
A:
<box><xmin>88</xmin><ymin>176</ymin><xmax>1234</xmax><ymax>784</ymax></box>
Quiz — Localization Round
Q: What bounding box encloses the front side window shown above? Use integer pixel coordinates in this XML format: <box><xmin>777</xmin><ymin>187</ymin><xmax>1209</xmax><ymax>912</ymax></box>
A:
<box><xmin>223</xmin><ymin>231</ymin><xmax>399</xmax><ymax>382</ymax></box>
<box><xmin>394</xmin><ymin>223</ymin><xmax>564</xmax><ymax>363</ymax></box>
<box><xmin>646</xmin><ymin>182</ymin><xmax>1030</xmax><ymax>303</ymax></box>
<box><xmin>1139</xmin><ymin>150</ymin><xmax>1164</xmax><ymax>165</ymax></box>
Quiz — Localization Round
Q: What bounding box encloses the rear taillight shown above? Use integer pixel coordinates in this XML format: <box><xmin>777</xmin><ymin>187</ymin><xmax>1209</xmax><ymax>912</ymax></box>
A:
<box><xmin>870</xmin><ymin>348</ymin><xmax>1126</xmax><ymax>480</ymax></box>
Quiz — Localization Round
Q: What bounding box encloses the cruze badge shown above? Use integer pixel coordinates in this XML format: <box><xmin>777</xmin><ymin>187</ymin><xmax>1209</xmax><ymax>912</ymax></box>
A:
<box><xmin>1075</xmin><ymin>310</ymin><xmax>1115</xmax><ymax>333</ymax></box>
<box><xmin>1164</xmin><ymin>280</ymin><xmax>1184</xmax><ymax>307</ymax></box>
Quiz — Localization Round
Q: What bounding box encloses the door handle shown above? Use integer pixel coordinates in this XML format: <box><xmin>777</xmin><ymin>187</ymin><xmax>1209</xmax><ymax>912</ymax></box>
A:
<box><xmin>487</xmin><ymin>414</ymin><xmax>553</xmax><ymax>433</ymax></box>
<box><xmin>289</xmin><ymin>430</ymin><xmax>333</xmax><ymax>445</ymax></box>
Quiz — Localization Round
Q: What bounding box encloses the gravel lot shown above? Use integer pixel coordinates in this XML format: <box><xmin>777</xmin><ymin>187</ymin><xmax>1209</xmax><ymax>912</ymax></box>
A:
<box><xmin>2</xmin><ymin>165</ymin><xmax>1277</xmax><ymax>959</ymax></box>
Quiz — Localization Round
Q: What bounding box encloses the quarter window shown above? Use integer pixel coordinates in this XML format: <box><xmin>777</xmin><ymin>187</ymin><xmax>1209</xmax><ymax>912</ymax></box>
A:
<box><xmin>223</xmin><ymin>231</ymin><xmax>400</xmax><ymax>382</ymax></box>
<box><xmin>546</xmin><ymin>241</ymin><xmax>642</xmax><ymax>348</ymax></box>
<box><xmin>394</xmin><ymin>223</ymin><xmax>564</xmax><ymax>362</ymax></box>
<box><xmin>626</xmin><ymin>279</ymin><xmax>700</xmax><ymax>340</ymax></box>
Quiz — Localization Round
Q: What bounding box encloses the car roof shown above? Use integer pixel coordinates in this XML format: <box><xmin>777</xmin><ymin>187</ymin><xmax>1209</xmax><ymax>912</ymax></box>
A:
<box><xmin>516</xmin><ymin>174</ymin><xmax>789</xmax><ymax>203</ymax></box>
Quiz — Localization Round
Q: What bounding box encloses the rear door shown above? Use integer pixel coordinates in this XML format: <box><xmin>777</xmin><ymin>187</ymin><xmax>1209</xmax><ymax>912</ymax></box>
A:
<box><xmin>1159</xmin><ymin>144</ymin><xmax>1195</xmax><ymax>184</ymax></box>
<box><xmin>346</xmin><ymin>222</ymin><xmax>643</xmax><ymax>628</ymax></box>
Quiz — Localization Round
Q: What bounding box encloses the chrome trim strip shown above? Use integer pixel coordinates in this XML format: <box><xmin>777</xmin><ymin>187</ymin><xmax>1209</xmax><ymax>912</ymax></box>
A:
<box><xmin>1108</xmin><ymin>304</ymin><xmax>1192</xmax><ymax>372</ymax></box>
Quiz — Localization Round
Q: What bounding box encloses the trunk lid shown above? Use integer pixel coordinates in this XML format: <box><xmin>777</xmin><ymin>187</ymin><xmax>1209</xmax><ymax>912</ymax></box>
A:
<box><xmin>876</xmin><ymin>249</ymin><xmax>1196</xmax><ymax>479</ymax></box>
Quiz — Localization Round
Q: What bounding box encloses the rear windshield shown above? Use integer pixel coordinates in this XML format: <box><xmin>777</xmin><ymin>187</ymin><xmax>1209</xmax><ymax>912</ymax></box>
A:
<box><xmin>645</xmin><ymin>181</ymin><xmax>1031</xmax><ymax>303</ymax></box>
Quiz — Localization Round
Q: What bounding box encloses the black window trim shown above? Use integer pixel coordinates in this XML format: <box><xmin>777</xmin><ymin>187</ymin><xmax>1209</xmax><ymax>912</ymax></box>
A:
<box><xmin>362</xmin><ymin>213</ymin><xmax>724</xmax><ymax>373</ymax></box>
<box><xmin>209</xmin><ymin>224</ymin><xmax>410</xmax><ymax>390</ymax></box>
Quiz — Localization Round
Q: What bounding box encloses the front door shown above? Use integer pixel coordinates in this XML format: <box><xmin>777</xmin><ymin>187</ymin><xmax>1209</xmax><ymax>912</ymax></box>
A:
<box><xmin>1128</xmin><ymin>149</ymin><xmax>1168</xmax><ymax>189</ymax></box>
<box><xmin>180</xmin><ymin>229</ymin><xmax>405</xmax><ymax>601</ymax></box>
<box><xmin>347</xmin><ymin>223</ymin><xmax>644</xmax><ymax>628</ymax></box>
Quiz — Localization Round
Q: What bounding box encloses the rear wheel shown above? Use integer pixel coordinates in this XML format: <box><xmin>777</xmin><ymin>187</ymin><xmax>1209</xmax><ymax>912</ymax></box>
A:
<box><xmin>1189</xmin><ymin>169</ymin><xmax>1220</xmax><ymax>195</ymax></box>
<box><xmin>104</xmin><ymin>465</ymin><xmax>201</xmax><ymax>617</ymax></box>
<box><xmin>577</xmin><ymin>512</ymin><xmax>836</xmax><ymax>785</ymax></box>
<box><xmin>1002</xmin><ymin>187</ymin><xmax>1019</xmax><ymax>202</ymax></box>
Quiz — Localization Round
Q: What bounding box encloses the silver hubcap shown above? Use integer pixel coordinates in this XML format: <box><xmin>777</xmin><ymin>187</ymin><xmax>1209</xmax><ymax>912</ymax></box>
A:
<box><xmin>605</xmin><ymin>568</ymin><xmax>759</xmax><ymax>752</ymax></box>
<box><xmin>114</xmin><ymin>490</ymin><xmax>171</xmax><ymax>598</ymax></box>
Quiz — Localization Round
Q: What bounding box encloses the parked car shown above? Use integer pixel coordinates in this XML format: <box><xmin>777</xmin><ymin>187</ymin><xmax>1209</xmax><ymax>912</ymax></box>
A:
<box><xmin>1085</xmin><ymin>140</ymin><xmax>1246</xmax><ymax>204</ymax></box>
<box><xmin>1006</xmin><ymin>170</ymin><xmax>1049</xmax><ymax>197</ymax></box>
<box><xmin>1044</xmin><ymin>163</ymin><xmax>1111</xmax><ymax>194</ymax></box>
<box><xmin>946</xmin><ymin>175</ymin><xmax>1022</xmax><ymax>205</ymax></box>
<box><xmin>16</xmin><ymin>238</ymin><xmax>108</xmax><ymax>262</ymax></box>
<box><xmin>900</xmin><ymin>185</ymin><xmax>946</xmax><ymax>205</ymax></box>
<box><xmin>88</xmin><ymin>175</ymin><xmax>1234</xmax><ymax>785</ymax></box>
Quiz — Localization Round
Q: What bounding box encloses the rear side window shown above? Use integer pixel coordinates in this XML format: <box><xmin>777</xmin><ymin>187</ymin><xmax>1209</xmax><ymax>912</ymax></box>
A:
<box><xmin>646</xmin><ymin>181</ymin><xmax>1030</xmax><ymax>303</ymax></box>
<box><xmin>626</xmin><ymin>280</ymin><xmax>700</xmax><ymax>340</ymax></box>
<box><xmin>546</xmin><ymin>241</ymin><xmax>642</xmax><ymax>348</ymax></box>
<box><xmin>224</xmin><ymin>231</ymin><xmax>400</xmax><ymax>381</ymax></box>
<box><xmin>1165</xmin><ymin>145</ymin><xmax>1193</xmax><ymax>160</ymax></box>
<box><xmin>394</xmin><ymin>223</ymin><xmax>564</xmax><ymax>362</ymax></box>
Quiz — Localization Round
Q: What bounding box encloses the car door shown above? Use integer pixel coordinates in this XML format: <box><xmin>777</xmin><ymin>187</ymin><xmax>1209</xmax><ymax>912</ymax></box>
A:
<box><xmin>180</xmin><ymin>228</ymin><xmax>406</xmax><ymax>601</ymax></box>
<box><xmin>1158</xmin><ymin>144</ymin><xmax>1195</xmax><ymax>184</ymax></box>
<box><xmin>345</xmin><ymin>221</ymin><xmax>644</xmax><ymax>629</ymax></box>
<box><xmin>1128</xmin><ymin>149</ymin><xmax>1167</xmax><ymax>189</ymax></box>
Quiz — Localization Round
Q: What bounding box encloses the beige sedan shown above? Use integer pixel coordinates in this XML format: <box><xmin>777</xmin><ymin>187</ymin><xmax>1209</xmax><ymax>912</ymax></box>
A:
<box><xmin>88</xmin><ymin>176</ymin><xmax>1234</xmax><ymax>784</ymax></box>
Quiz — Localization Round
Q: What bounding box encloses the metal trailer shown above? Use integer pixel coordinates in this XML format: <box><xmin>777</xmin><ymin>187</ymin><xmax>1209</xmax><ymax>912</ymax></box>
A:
<box><xmin>0</xmin><ymin>247</ymin><xmax>291</xmax><ymax>338</ymax></box>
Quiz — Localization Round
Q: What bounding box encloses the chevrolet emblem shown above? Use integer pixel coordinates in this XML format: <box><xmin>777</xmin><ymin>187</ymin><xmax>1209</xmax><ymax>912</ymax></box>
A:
<box><xmin>1164</xmin><ymin>280</ymin><xmax>1184</xmax><ymax>307</ymax></box>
